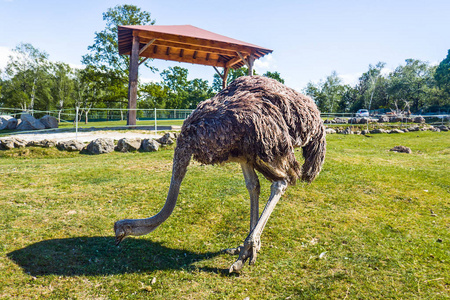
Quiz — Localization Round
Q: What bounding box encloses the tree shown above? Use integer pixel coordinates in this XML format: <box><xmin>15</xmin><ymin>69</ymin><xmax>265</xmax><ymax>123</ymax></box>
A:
<box><xmin>435</xmin><ymin>50</ymin><xmax>450</xmax><ymax>96</ymax></box>
<box><xmin>52</xmin><ymin>62</ymin><xmax>74</xmax><ymax>121</ymax></box>
<box><xmin>263</xmin><ymin>71</ymin><xmax>285</xmax><ymax>84</ymax></box>
<box><xmin>2</xmin><ymin>43</ymin><xmax>52</xmax><ymax>112</ymax></box>
<box><xmin>82</xmin><ymin>5</ymin><xmax>156</xmax><ymax>75</ymax></box>
<box><xmin>303</xmin><ymin>71</ymin><xmax>344</xmax><ymax>112</ymax></box>
<box><xmin>161</xmin><ymin>66</ymin><xmax>189</xmax><ymax>108</ymax></box>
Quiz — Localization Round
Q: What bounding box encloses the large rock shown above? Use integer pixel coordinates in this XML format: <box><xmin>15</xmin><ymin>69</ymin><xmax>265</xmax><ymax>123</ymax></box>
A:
<box><xmin>56</xmin><ymin>140</ymin><xmax>85</xmax><ymax>152</ymax></box>
<box><xmin>16</xmin><ymin>113</ymin><xmax>45</xmax><ymax>131</ymax></box>
<box><xmin>370</xmin><ymin>128</ymin><xmax>387</xmax><ymax>134</ymax></box>
<box><xmin>437</xmin><ymin>125</ymin><xmax>449</xmax><ymax>132</ymax></box>
<box><xmin>141</xmin><ymin>139</ymin><xmax>160</xmax><ymax>152</ymax></box>
<box><xmin>0</xmin><ymin>137</ymin><xmax>27</xmax><ymax>150</ymax></box>
<box><xmin>390</xmin><ymin>145</ymin><xmax>412</xmax><ymax>154</ymax></box>
<box><xmin>340</xmin><ymin>127</ymin><xmax>353</xmax><ymax>135</ymax></box>
<box><xmin>413</xmin><ymin>116</ymin><xmax>425</xmax><ymax>123</ymax></box>
<box><xmin>157</xmin><ymin>133</ymin><xmax>176</xmax><ymax>145</ymax></box>
<box><xmin>389</xmin><ymin>129</ymin><xmax>404</xmax><ymax>134</ymax></box>
<box><xmin>84</xmin><ymin>138</ymin><xmax>115</xmax><ymax>154</ymax></box>
<box><xmin>0</xmin><ymin>116</ymin><xmax>18</xmax><ymax>130</ymax></box>
<box><xmin>325</xmin><ymin>128</ymin><xmax>336</xmax><ymax>134</ymax></box>
<box><xmin>377</xmin><ymin>116</ymin><xmax>390</xmax><ymax>123</ymax></box>
<box><xmin>334</xmin><ymin>117</ymin><xmax>348</xmax><ymax>124</ymax></box>
<box><xmin>39</xmin><ymin>115</ymin><xmax>58</xmax><ymax>129</ymax></box>
<box><xmin>26</xmin><ymin>139</ymin><xmax>57</xmax><ymax>148</ymax></box>
<box><xmin>115</xmin><ymin>138</ymin><xmax>141</xmax><ymax>152</ymax></box>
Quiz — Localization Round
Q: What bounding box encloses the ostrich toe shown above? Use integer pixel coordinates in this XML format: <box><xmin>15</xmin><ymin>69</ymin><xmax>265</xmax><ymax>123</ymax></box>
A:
<box><xmin>229</xmin><ymin>238</ymin><xmax>261</xmax><ymax>273</ymax></box>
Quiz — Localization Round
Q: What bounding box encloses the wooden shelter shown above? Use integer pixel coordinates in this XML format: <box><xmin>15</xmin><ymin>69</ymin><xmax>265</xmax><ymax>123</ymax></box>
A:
<box><xmin>118</xmin><ymin>25</ymin><xmax>273</xmax><ymax>125</ymax></box>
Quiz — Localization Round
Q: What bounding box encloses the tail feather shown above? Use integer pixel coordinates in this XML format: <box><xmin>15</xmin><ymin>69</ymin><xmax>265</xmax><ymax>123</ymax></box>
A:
<box><xmin>301</xmin><ymin>127</ymin><xmax>326</xmax><ymax>183</ymax></box>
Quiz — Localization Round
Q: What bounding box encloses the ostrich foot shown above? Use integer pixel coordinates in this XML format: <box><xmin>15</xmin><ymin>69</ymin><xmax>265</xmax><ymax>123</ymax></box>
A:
<box><xmin>223</xmin><ymin>246</ymin><xmax>243</xmax><ymax>255</ymax></box>
<box><xmin>229</xmin><ymin>238</ymin><xmax>261</xmax><ymax>273</ymax></box>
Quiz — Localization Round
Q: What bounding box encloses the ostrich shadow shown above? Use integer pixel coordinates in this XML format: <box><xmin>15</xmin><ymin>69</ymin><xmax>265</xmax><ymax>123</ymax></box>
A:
<box><xmin>7</xmin><ymin>236</ymin><xmax>226</xmax><ymax>276</ymax></box>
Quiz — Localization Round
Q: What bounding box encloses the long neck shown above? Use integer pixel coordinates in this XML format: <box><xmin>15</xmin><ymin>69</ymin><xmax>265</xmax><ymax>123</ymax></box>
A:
<box><xmin>132</xmin><ymin>143</ymin><xmax>192</xmax><ymax>234</ymax></box>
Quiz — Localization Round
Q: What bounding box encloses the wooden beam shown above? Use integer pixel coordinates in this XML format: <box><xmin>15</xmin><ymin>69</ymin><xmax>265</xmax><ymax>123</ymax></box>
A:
<box><xmin>206</xmin><ymin>53</ymin><xmax>210</xmax><ymax>61</ymax></box>
<box><xmin>225</xmin><ymin>56</ymin><xmax>242</xmax><ymax>68</ymax></box>
<box><xmin>166</xmin><ymin>47</ymin><xmax>171</xmax><ymax>56</ymax></box>
<box><xmin>140</xmin><ymin>39</ymin><xmax>239</xmax><ymax>57</ymax></box>
<box><xmin>139</xmin><ymin>57</ymin><xmax>149</xmax><ymax>66</ymax></box>
<box><xmin>222</xmin><ymin>67</ymin><xmax>229</xmax><ymax>89</ymax></box>
<box><xmin>147</xmin><ymin>51</ymin><xmax>226</xmax><ymax>68</ymax></box>
<box><xmin>248</xmin><ymin>54</ymin><xmax>255</xmax><ymax>76</ymax></box>
<box><xmin>193</xmin><ymin>51</ymin><xmax>198</xmax><ymax>59</ymax></box>
<box><xmin>134</xmin><ymin>29</ymin><xmax>258</xmax><ymax>56</ymax></box>
<box><xmin>213</xmin><ymin>66</ymin><xmax>224</xmax><ymax>79</ymax></box>
<box><xmin>179</xmin><ymin>49</ymin><xmax>184</xmax><ymax>58</ymax></box>
<box><xmin>237</xmin><ymin>51</ymin><xmax>249</xmax><ymax>68</ymax></box>
<box><xmin>127</xmin><ymin>35</ymin><xmax>140</xmax><ymax>126</ymax></box>
<box><xmin>139</xmin><ymin>38</ymin><xmax>156</xmax><ymax>55</ymax></box>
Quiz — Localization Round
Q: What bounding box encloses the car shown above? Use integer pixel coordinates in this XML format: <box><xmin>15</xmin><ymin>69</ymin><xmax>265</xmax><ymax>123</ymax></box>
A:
<box><xmin>356</xmin><ymin>109</ymin><xmax>370</xmax><ymax>117</ymax></box>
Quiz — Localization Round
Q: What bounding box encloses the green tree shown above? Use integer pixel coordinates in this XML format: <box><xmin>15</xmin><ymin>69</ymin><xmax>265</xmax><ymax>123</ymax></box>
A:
<box><xmin>2</xmin><ymin>43</ymin><xmax>52</xmax><ymax>112</ymax></box>
<box><xmin>263</xmin><ymin>71</ymin><xmax>285</xmax><ymax>84</ymax></box>
<box><xmin>51</xmin><ymin>62</ymin><xmax>74</xmax><ymax>121</ymax></box>
<box><xmin>304</xmin><ymin>71</ymin><xmax>344</xmax><ymax>112</ymax></box>
<box><xmin>82</xmin><ymin>4</ymin><xmax>156</xmax><ymax>74</ymax></box>
<box><xmin>161</xmin><ymin>66</ymin><xmax>189</xmax><ymax>108</ymax></box>
<box><xmin>139</xmin><ymin>82</ymin><xmax>170</xmax><ymax>109</ymax></box>
<box><xmin>435</xmin><ymin>50</ymin><xmax>450</xmax><ymax>97</ymax></box>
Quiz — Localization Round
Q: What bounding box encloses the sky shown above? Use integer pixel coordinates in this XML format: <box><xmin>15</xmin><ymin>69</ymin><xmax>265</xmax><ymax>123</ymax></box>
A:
<box><xmin>1</xmin><ymin>0</ymin><xmax>449</xmax><ymax>92</ymax></box>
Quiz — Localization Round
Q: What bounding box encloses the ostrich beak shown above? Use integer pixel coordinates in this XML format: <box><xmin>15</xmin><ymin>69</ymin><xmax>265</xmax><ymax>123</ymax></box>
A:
<box><xmin>115</xmin><ymin>233</ymin><xmax>125</xmax><ymax>246</ymax></box>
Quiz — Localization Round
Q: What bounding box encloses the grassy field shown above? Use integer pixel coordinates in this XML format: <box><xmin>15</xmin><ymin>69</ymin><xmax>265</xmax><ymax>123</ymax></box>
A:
<box><xmin>0</xmin><ymin>131</ymin><xmax>449</xmax><ymax>299</ymax></box>
<box><xmin>58</xmin><ymin>119</ymin><xmax>186</xmax><ymax>129</ymax></box>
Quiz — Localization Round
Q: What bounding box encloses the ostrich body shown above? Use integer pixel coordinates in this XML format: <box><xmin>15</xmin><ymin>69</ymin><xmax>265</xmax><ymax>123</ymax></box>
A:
<box><xmin>114</xmin><ymin>76</ymin><xmax>326</xmax><ymax>272</ymax></box>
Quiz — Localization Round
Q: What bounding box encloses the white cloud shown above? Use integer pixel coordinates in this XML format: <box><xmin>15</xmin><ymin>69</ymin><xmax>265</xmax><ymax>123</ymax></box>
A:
<box><xmin>254</xmin><ymin>54</ymin><xmax>276</xmax><ymax>73</ymax></box>
<box><xmin>339</xmin><ymin>72</ymin><xmax>361</xmax><ymax>86</ymax></box>
<box><xmin>0</xmin><ymin>46</ymin><xmax>14</xmax><ymax>70</ymax></box>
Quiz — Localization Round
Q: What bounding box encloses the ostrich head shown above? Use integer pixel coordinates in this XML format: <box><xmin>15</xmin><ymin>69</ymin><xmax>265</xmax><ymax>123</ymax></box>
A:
<box><xmin>114</xmin><ymin>219</ymin><xmax>159</xmax><ymax>245</ymax></box>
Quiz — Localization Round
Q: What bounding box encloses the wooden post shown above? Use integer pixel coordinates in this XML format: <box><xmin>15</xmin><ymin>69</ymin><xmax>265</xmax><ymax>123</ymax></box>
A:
<box><xmin>247</xmin><ymin>54</ymin><xmax>255</xmax><ymax>76</ymax></box>
<box><xmin>127</xmin><ymin>34</ymin><xmax>140</xmax><ymax>126</ymax></box>
<box><xmin>222</xmin><ymin>67</ymin><xmax>229</xmax><ymax>89</ymax></box>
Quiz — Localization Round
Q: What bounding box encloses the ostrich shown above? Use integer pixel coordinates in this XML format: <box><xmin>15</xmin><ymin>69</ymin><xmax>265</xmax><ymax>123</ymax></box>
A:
<box><xmin>114</xmin><ymin>76</ymin><xmax>326</xmax><ymax>273</ymax></box>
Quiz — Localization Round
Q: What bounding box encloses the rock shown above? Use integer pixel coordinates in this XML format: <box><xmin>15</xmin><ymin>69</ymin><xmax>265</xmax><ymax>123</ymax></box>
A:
<box><xmin>340</xmin><ymin>127</ymin><xmax>353</xmax><ymax>135</ymax></box>
<box><xmin>437</xmin><ymin>125</ymin><xmax>449</xmax><ymax>132</ymax></box>
<box><xmin>377</xmin><ymin>116</ymin><xmax>390</xmax><ymax>123</ymax></box>
<box><xmin>158</xmin><ymin>133</ymin><xmax>175</xmax><ymax>145</ymax></box>
<box><xmin>389</xmin><ymin>129</ymin><xmax>404</xmax><ymax>134</ymax></box>
<box><xmin>0</xmin><ymin>137</ymin><xmax>27</xmax><ymax>150</ymax></box>
<box><xmin>16</xmin><ymin>113</ymin><xmax>45</xmax><ymax>131</ymax></box>
<box><xmin>334</xmin><ymin>117</ymin><xmax>348</xmax><ymax>124</ymax></box>
<box><xmin>431</xmin><ymin>127</ymin><xmax>440</xmax><ymax>132</ymax></box>
<box><xmin>413</xmin><ymin>116</ymin><xmax>425</xmax><ymax>123</ymax></box>
<box><xmin>325</xmin><ymin>128</ymin><xmax>336</xmax><ymax>134</ymax></box>
<box><xmin>56</xmin><ymin>140</ymin><xmax>85</xmax><ymax>152</ymax></box>
<box><xmin>115</xmin><ymin>138</ymin><xmax>142</xmax><ymax>152</ymax></box>
<box><xmin>39</xmin><ymin>115</ymin><xmax>58</xmax><ymax>129</ymax></box>
<box><xmin>407</xmin><ymin>126</ymin><xmax>420</xmax><ymax>132</ymax></box>
<box><xmin>390</xmin><ymin>145</ymin><xmax>412</xmax><ymax>154</ymax></box>
<box><xmin>141</xmin><ymin>139</ymin><xmax>160</xmax><ymax>152</ymax></box>
<box><xmin>0</xmin><ymin>116</ymin><xmax>19</xmax><ymax>130</ymax></box>
<box><xmin>370</xmin><ymin>128</ymin><xmax>387</xmax><ymax>134</ymax></box>
<box><xmin>84</xmin><ymin>138</ymin><xmax>115</xmax><ymax>154</ymax></box>
<box><xmin>26</xmin><ymin>139</ymin><xmax>57</xmax><ymax>148</ymax></box>
<box><xmin>361</xmin><ymin>129</ymin><xmax>370</xmax><ymax>135</ymax></box>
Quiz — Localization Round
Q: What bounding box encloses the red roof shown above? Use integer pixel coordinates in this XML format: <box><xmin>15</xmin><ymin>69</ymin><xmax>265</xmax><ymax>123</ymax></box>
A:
<box><xmin>118</xmin><ymin>25</ymin><xmax>272</xmax><ymax>69</ymax></box>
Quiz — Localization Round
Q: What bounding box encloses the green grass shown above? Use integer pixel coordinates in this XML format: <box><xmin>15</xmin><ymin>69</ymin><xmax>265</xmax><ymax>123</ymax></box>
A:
<box><xmin>0</xmin><ymin>131</ymin><xmax>449</xmax><ymax>299</ymax></box>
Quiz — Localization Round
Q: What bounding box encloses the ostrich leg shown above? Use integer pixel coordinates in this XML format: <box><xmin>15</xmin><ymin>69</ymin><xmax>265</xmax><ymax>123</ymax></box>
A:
<box><xmin>229</xmin><ymin>179</ymin><xmax>288</xmax><ymax>273</ymax></box>
<box><xmin>224</xmin><ymin>163</ymin><xmax>260</xmax><ymax>255</ymax></box>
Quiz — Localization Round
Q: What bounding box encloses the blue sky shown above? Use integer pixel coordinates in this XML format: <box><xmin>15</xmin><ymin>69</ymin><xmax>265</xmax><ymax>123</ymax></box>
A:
<box><xmin>1</xmin><ymin>0</ymin><xmax>449</xmax><ymax>91</ymax></box>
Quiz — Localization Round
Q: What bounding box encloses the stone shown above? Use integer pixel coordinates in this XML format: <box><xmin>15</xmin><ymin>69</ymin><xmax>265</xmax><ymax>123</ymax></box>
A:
<box><xmin>377</xmin><ymin>116</ymin><xmax>390</xmax><ymax>123</ymax></box>
<box><xmin>340</xmin><ymin>127</ymin><xmax>353</xmax><ymax>135</ymax></box>
<box><xmin>361</xmin><ymin>129</ymin><xmax>370</xmax><ymax>135</ymax></box>
<box><xmin>158</xmin><ymin>133</ymin><xmax>175</xmax><ymax>145</ymax></box>
<box><xmin>389</xmin><ymin>129</ymin><xmax>404</xmax><ymax>134</ymax></box>
<box><xmin>141</xmin><ymin>139</ymin><xmax>160</xmax><ymax>152</ymax></box>
<box><xmin>115</xmin><ymin>138</ymin><xmax>142</xmax><ymax>152</ymax></box>
<box><xmin>0</xmin><ymin>116</ymin><xmax>18</xmax><ymax>130</ymax></box>
<box><xmin>334</xmin><ymin>117</ymin><xmax>348</xmax><ymax>124</ymax></box>
<box><xmin>390</xmin><ymin>145</ymin><xmax>412</xmax><ymax>154</ymax></box>
<box><xmin>26</xmin><ymin>139</ymin><xmax>57</xmax><ymax>148</ymax></box>
<box><xmin>325</xmin><ymin>128</ymin><xmax>336</xmax><ymax>134</ymax></box>
<box><xmin>84</xmin><ymin>138</ymin><xmax>115</xmax><ymax>154</ymax></box>
<box><xmin>413</xmin><ymin>116</ymin><xmax>425</xmax><ymax>123</ymax></box>
<box><xmin>437</xmin><ymin>125</ymin><xmax>449</xmax><ymax>132</ymax></box>
<box><xmin>370</xmin><ymin>128</ymin><xmax>386</xmax><ymax>134</ymax></box>
<box><xmin>56</xmin><ymin>140</ymin><xmax>85</xmax><ymax>152</ymax></box>
<box><xmin>0</xmin><ymin>137</ymin><xmax>27</xmax><ymax>150</ymax></box>
<box><xmin>407</xmin><ymin>126</ymin><xmax>420</xmax><ymax>132</ymax></box>
<box><xmin>16</xmin><ymin>113</ymin><xmax>45</xmax><ymax>131</ymax></box>
<box><xmin>39</xmin><ymin>115</ymin><xmax>58</xmax><ymax>129</ymax></box>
